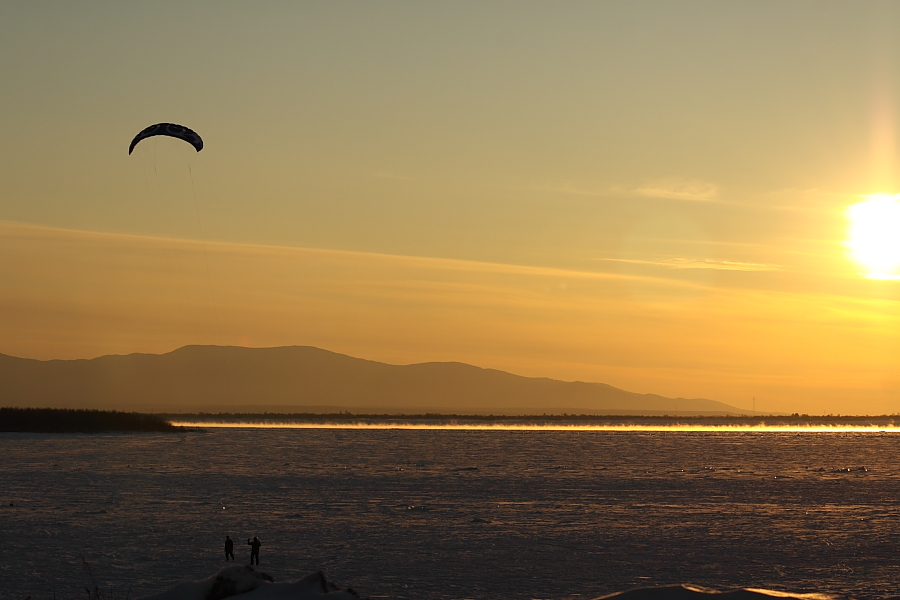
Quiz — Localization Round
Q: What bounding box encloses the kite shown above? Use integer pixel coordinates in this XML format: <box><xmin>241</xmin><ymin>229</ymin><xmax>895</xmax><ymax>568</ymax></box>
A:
<box><xmin>128</xmin><ymin>123</ymin><xmax>203</xmax><ymax>154</ymax></box>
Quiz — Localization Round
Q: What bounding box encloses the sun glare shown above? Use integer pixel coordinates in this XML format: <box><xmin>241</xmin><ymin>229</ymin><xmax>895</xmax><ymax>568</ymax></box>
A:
<box><xmin>845</xmin><ymin>194</ymin><xmax>900</xmax><ymax>279</ymax></box>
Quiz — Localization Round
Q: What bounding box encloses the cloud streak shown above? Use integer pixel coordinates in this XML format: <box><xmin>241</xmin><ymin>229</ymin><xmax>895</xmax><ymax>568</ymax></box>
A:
<box><xmin>596</xmin><ymin>257</ymin><xmax>783</xmax><ymax>272</ymax></box>
<box><xmin>539</xmin><ymin>178</ymin><xmax>721</xmax><ymax>203</ymax></box>
<box><xmin>635</xmin><ymin>178</ymin><xmax>720</xmax><ymax>202</ymax></box>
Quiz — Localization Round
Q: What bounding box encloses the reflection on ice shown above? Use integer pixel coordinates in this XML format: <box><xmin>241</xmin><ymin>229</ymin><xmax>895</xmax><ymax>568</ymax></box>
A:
<box><xmin>597</xmin><ymin>584</ymin><xmax>846</xmax><ymax>600</ymax></box>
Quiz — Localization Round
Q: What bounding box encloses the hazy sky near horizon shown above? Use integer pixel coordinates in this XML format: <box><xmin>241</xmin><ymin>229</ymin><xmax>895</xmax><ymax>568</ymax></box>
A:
<box><xmin>2</xmin><ymin>2</ymin><xmax>900</xmax><ymax>414</ymax></box>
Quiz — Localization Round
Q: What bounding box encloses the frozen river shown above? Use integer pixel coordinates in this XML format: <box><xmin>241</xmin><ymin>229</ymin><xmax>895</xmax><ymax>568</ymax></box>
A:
<box><xmin>3</xmin><ymin>427</ymin><xmax>900</xmax><ymax>599</ymax></box>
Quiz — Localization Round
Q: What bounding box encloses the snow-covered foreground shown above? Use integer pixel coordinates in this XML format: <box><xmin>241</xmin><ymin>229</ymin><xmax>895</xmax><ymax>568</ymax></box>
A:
<box><xmin>136</xmin><ymin>566</ymin><xmax>361</xmax><ymax>600</ymax></box>
<box><xmin>136</xmin><ymin>565</ymin><xmax>851</xmax><ymax>600</ymax></box>
<box><xmin>4</xmin><ymin>428</ymin><xmax>900</xmax><ymax>599</ymax></box>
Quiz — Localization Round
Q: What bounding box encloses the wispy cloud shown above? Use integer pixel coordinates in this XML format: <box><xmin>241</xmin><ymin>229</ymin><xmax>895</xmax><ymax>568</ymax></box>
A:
<box><xmin>538</xmin><ymin>178</ymin><xmax>721</xmax><ymax>202</ymax></box>
<box><xmin>596</xmin><ymin>257</ymin><xmax>782</xmax><ymax>272</ymax></box>
<box><xmin>635</xmin><ymin>178</ymin><xmax>720</xmax><ymax>202</ymax></box>
<box><xmin>0</xmin><ymin>219</ymin><xmax>705</xmax><ymax>287</ymax></box>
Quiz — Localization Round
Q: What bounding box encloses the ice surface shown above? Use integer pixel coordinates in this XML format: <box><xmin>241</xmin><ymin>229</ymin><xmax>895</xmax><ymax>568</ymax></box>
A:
<box><xmin>3</xmin><ymin>428</ymin><xmax>900</xmax><ymax>599</ymax></box>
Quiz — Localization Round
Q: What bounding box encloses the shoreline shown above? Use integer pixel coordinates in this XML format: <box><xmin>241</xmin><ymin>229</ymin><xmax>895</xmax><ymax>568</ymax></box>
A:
<box><xmin>0</xmin><ymin>407</ymin><xmax>183</xmax><ymax>433</ymax></box>
<box><xmin>163</xmin><ymin>412</ymin><xmax>900</xmax><ymax>431</ymax></box>
<box><xmin>7</xmin><ymin>407</ymin><xmax>899</xmax><ymax>432</ymax></box>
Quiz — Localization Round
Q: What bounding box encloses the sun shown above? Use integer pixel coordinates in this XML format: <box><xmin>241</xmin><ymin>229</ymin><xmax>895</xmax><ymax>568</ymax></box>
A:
<box><xmin>845</xmin><ymin>194</ymin><xmax>900</xmax><ymax>280</ymax></box>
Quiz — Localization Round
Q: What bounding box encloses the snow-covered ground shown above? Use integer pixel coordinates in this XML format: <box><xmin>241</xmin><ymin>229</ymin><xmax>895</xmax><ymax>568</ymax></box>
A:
<box><xmin>3</xmin><ymin>428</ymin><xmax>899</xmax><ymax>599</ymax></box>
<box><xmin>136</xmin><ymin>566</ymin><xmax>361</xmax><ymax>600</ymax></box>
<box><xmin>138</xmin><ymin>566</ymin><xmax>850</xmax><ymax>600</ymax></box>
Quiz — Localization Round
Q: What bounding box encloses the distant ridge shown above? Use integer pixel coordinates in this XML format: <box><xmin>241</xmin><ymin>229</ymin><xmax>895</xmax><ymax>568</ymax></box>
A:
<box><xmin>0</xmin><ymin>345</ymin><xmax>751</xmax><ymax>415</ymax></box>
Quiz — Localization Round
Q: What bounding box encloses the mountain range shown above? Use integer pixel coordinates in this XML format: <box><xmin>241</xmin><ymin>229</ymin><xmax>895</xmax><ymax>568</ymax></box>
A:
<box><xmin>0</xmin><ymin>345</ymin><xmax>752</xmax><ymax>415</ymax></box>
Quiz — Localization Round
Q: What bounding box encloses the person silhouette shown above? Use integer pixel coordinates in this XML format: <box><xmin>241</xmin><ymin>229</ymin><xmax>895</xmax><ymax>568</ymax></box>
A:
<box><xmin>224</xmin><ymin>535</ymin><xmax>234</xmax><ymax>561</ymax></box>
<box><xmin>247</xmin><ymin>536</ymin><xmax>261</xmax><ymax>565</ymax></box>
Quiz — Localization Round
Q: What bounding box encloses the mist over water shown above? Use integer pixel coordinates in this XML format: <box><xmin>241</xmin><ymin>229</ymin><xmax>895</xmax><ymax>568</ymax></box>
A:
<box><xmin>3</xmin><ymin>429</ymin><xmax>899</xmax><ymax>599</ymax></box>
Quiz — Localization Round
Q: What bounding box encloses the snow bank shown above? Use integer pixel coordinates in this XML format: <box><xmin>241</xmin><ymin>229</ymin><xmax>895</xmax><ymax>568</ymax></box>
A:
<box><xmin>595</xmin><ymin>584</ymin><xmax>847</xmax><ymax>600</ymax></box>
<box><xmin>136</xmin><ymin>566</ymin><xmax>361</xmax><ymax>600</ymax></box>
<box><xmin>137</xmin><ymin>568</ymin><xmax>851</xmax><ymax>600</ymax></box>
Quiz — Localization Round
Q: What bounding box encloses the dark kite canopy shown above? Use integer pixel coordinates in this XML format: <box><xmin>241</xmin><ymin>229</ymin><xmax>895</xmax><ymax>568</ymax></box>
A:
<box><xmin>128</xmin><ymin>123</ymin><xmax>203</xmax><ymax>155</ymax></box>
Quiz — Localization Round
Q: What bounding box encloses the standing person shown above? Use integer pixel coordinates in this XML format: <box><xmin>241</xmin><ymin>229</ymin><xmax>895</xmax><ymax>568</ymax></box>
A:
<box><xmin>247</xmin><ymin>536</ymin><xmax>261</xmax><ymax>565</ymax></box>
<box><xmin>224</xmin><ymin>535</ymin><xmax>234</xmax><ymax>561</ymax></box>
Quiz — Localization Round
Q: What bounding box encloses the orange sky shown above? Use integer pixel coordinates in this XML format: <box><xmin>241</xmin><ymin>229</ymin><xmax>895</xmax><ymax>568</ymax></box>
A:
<box><xmin>1</xmin><ymin>3</ymin><xmax>900</xmax><ymax>413</ymax></box>
<box><xmin>2</xmin><ymin>220</ymin><xmax>898</xmax><ymax>414</ymax></box>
